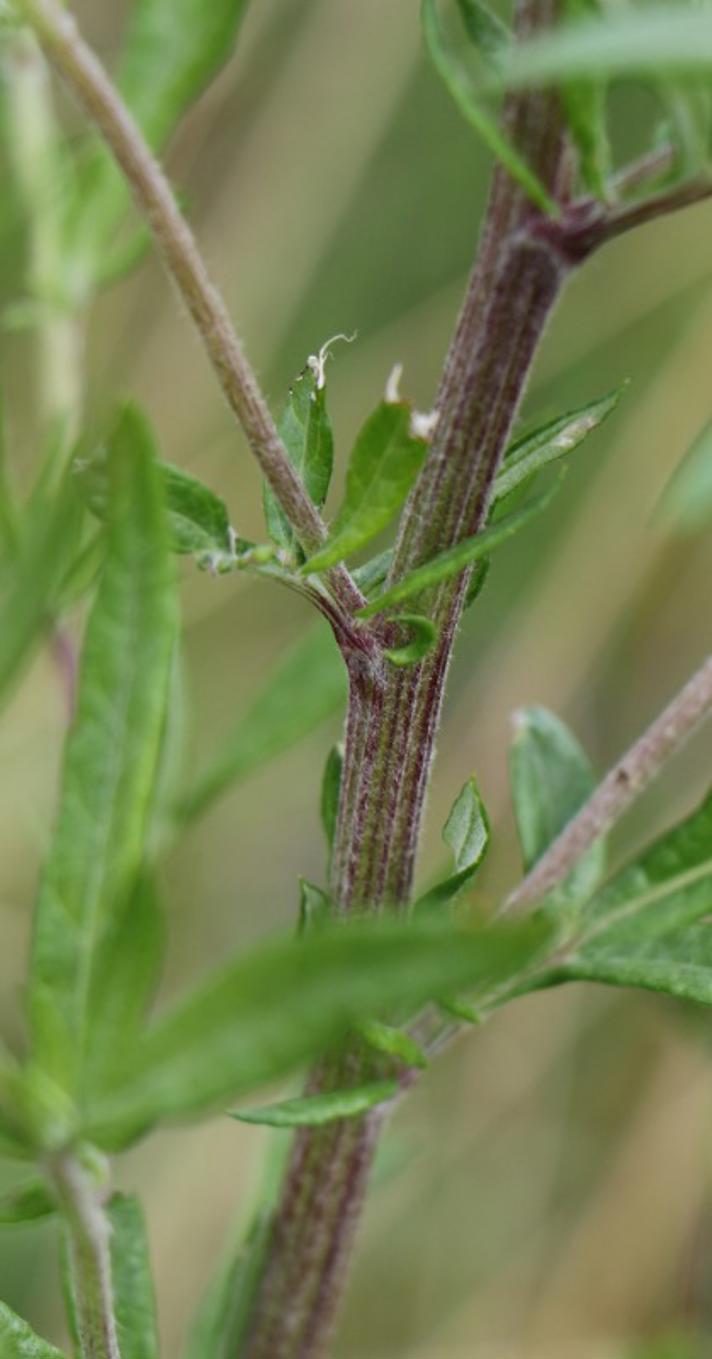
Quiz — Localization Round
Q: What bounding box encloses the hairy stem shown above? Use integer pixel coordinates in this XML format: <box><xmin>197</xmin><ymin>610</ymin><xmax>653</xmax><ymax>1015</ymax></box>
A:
<box><xmin>239</xmin><ymin>6</ymin><xmax>573</xmax><ymax>1356</ymax></box>
<box><xmin>50</xmin><ymin>1154</ymin><xmax>119</xmax><ymax>1359</ymax></box>
<box><xmin>505</xmin><ymin>652</ymin><xmax>712</xmax><ymax>913</ymax></box>
<box><xmin>18</xmin><ymin>0</ymin><xmax>364</xmax><ymax>618</ymax></box>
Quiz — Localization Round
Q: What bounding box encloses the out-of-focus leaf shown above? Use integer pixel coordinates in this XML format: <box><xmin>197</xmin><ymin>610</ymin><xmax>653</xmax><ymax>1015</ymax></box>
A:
<box><xmin>0</xmin><ymin>1303</ymin><xmax>66</xmax><ymax>1358</ymax></box>
<box><xmin>422</xmin><ymin>0</ymin><xmax>558</xmax><ymax>215</ymax></box>
<box><xmin>118</xmin><ymin>0</ymin><xmax>253</xmax><ymax>151</ymax></box>
<box><xmin>359</xmin><ymin>481</ymin><xmax>559</xmax><ymax>618</ymax></box>
<box><xmin>415</xmin><ymin>778</ymin><xmax>490</xmax><ymax>912</ymax></box>
<box><xmin>0</xmin><ymin>1179</ymin><xmax>55</xmax><ymax>1225</ymax></box>
<box><xmin>85</xmin><ymin>915</ymin><xmax>555</xmax><ymax>1146</ymax></box>
<box><xmin>28</xmin><ymin>404</ymin><xmax>178</xmax><ymax>1096</ymax></box>
<box><xmin>384</xmin><ymin>613</ymin><xmax>437</xmax><ymax>667</ymax></box>
<box><xmin>0</xmin><ymin>476</ymin><xmax>81</xmax><ymax>709</ymax></box>
<box><xmin>297</xmin><ymin>879</ymin><xmax>332</xmax><ymax>935</ymax></box>
<box><xmin>455</xmin><ymin>0</ymin><xmax>508</xmax><ymax>58</ymax></box>
<box><xmin>352</xmin><ymin>548</ymin><xmax>394</xmax><ymax>597</ymax></box>
<box><xmin>303</xmin><ymin>403</ymin><xmax>428</xmax><ymax>573</ymax></box>
<box><xmin>178</xmin><ymin>624</ymin><xmax>347</xmax><ymax>822</ymax></box>
<box><xmin>509</xmin><ymin>707</ymin><xmax>605</xmax><ymax>908</ymax></box>
<box><xmin>320</xmin><ymin>745</ymin><xmax>343</xmax><ymax>865</ymax></box>
<box><xmin>231</xmin><ymin>1081</ymin><xmax>398</xmax><ymax>1128</ymax></box>
<box><xmin>0</xmin><ymin>390</ymin><xmax>19</xmax><ymax>556</ymax></box>
<box><xmin>494</xmin><ymin>386</ymin><xmax>623</xmax><ymax>504</ymax></box>
<box><xmin>84</xmin><ymin>878</ymin><xmax>164</xmax><ymax>1087</ymax></box>
<box><xmin>493</xmin><ymin>6</ymin><xmax>712</xmax><ymax>87</ymax></box>
<box><xmin>185</xmin><ymin>1210</ymin><xmax>273</xmax><ymax>1359</ymax></box>
<box><xmin>660</xmin><ymin>417</ymin><xmax>712</xmax><ymax>535</ymax></box>
<box><xmin>359</xmin><ymin>1021</ymin><xmax>428</xmax><ymax>1069</ymax></box>
<box><xmin>560</xmin><ymin>0</ymin><xmax>611</xmax><ymax>197</ymax></box>
<box><xmin>264</xmin><ymin>369</ymin><xmax>334</xmax><ymax>551</ymax></box>
<box><xmin>107</xmin><ymin>1195</ymin><xmax>158</xmax><ymax>1359</ymax></box>
<box><xmin>76</xmin><ymin>448</ymin><xmax>234</xmax><ymax>559</ymax></box>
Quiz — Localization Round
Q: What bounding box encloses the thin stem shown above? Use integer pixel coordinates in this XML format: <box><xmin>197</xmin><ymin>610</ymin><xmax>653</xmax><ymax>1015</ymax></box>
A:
<box><xmin>50</xmin><ymin>1153</ymin><xmax>119</xmax><ymax>1359</ymax></box>
<box><xmin>1</xmin><ymin>28</ymin><xmax>84</xmax><ymax>441</ymax></box>
<box><xmin>505</xmin><ymin>653</ymin><xmax>712</xmax><ymax>914</ymax></box>
<box><xmin>19</xmin><ymin>0</ymin><xmax>364</xmax><ymax>618</ymax></box>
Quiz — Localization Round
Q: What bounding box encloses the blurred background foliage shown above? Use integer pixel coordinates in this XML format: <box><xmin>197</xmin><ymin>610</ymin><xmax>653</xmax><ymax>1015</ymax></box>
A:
<box><xmin>1</xmin><ymin>0</ymin><xmax>712</xmax><ymax>1355</ymax></box>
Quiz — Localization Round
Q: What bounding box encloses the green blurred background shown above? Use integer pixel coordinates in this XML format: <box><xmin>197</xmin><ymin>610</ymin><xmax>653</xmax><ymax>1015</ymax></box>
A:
<box><xmin>1</xmin><ymin>1</ymin><xmax>712</xmax><ymax>1355</ymax></box>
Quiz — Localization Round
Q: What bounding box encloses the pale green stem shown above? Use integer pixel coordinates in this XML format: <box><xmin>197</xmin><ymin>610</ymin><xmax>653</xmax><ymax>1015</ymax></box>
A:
<box><xmin>50</xmin><ymin>1153</ymin><xmax>120</xmax><ymax>1359</ymax></box>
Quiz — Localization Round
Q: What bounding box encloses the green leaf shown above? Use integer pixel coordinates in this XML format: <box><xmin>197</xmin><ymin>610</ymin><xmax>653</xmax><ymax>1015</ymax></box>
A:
<box><xmin>118</xmin><ymin>0</ymin><xmax>252</xmax><ymax>152</ymax></box>
<box><xmin>577</xmin><ymin>785</ymin><xmax>712</xmax><ymax>944</ymax></box>
<box><xmin>659</xmin><ymin>417</ymin><xmax>712</xmax><ymax>535</ymax></box>
<box><xmin>107</xmin><ymin>1195</ymin><xmax>159</xmax><ymax>1359</ymax></box>
<box><xmin>415</xmin><ymin>778</ymin><xmax>490</xmax><ymax>912</ymax></box>
<box><xmin>0</xmin><ymin>1304</ymin><xmax>66</xmax><ymax>1359</ymax></box>
<box><xmin>0</xmin><ymin>475</ymin><xmax>81</xmax><ymax>709</ymax></box>
<box><xmin>297</xmin><ymin>879</ymin><xmax>332</xmax><ymax>935</ymax></box>
<box><xmin>384</xmin><ymin>613</ymin><xmax>438</xmax><ymax>667</ymax></box>
<box><xmin>352</xmin><ymin>548</ymin><xmax>394</xmax><ymax>597</ymax></box>
<box><xmin>494</xmin><ymin>386</ymin><xmax>623</xmax><ymax>505</ymax></box>
<box><xmin>185</xmin><ymin>1209</ymin><xmax>273</xmax><ymax>1359</ymax></box>
<box><xmin>265</xmin><ymin>369</ymin><xmax>334</xmax><ymax>552</ymax></box>
<box><xmin>231</xmin><ymin>1081</ymin><xmax>398</xmax><ymax>1128</ymax></box>
<box><xmin>359</xmin><ymin>1021</ymin><xmax>428</xmax><ymax>1069</ymax></box>
<box><xmin>84</xmin><ymin>877</ymin><xmax>164</xmax><ymax>1088</ymax></box>
<box><xmin>303</xmin><ymin>403</ymin><xmax>428</xmax><ymax>573</ymax></box>
<box><xmin>320</xmin><ymin>745</ymin><xmax>343</xmax><ymax>866</ymax></box>
<box><xmin>76</xmin><ymin>448</ymin><xmax>234</xmax><ymax>559</ymax></box>
<box><xmin>178</xmin><ymin>623</ymin><xmax>347</xmax><ymax>822</ymax></box>
<box><xmin>85</xmin><ymin>915</ymin><xmax>555</xmax><ymax>1145</ymax></box>
<box><xmin>509</xmin><ymin>706</ymin><xmax>605</xmax><ymax>907</ymax></box>
<box><xmin>359</xmin><ymin>481</ymin><xmax>559</xmax><ymax>618</ymax></box>
<box><xmin>422</xmin><ymin>0</ymin><xmax>558</xmax><ymax>216</ymax></box>
<box><xmin>0</xmin><ymin>1179</ymin><xmax>55</xmax><ymax>1225</ymax></box>
<box><xmin>492</xmin><ymin>6</ymin><xmax>712</xmax><ymax>89</ymax></box>
<box><xmin>560</xmin><ymin>0</ymin><xmax>611</xmax><ymax>198</ymax></box>
<box><xmin>28</xmin><ymin>404</ymin><xmax>178</xmax><ymax>1096</ymax></box>
<box><xmin>455</xmin><ymin>0</ymin><xmax>509</xmax><ymax>59</ymax></box>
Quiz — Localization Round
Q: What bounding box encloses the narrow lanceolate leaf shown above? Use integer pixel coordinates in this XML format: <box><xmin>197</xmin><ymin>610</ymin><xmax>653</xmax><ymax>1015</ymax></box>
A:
<box><xmin>660</xmin><ymin>417</ymin><xmax>712</xmax><ymax>535</ymax></box>
<box><xmin>384</xmin><ymin>614</ymin><xmax>437</xmax><ymax>667</ymax></box>
<box><xmin>422</xmin><ymin>0</ymin><xmax>558</xmax><ymax>216</ymax></box>
<box><xmin>509</xmin><ymin>707</ymin><xmax>605</xmax><ymax>908</ymax></box>
<box><xmin>320</xmin><ymin>745</ymin><xmax>343</xmax><ymax>862</ymax></box>
<box><xmin>493</xmin><ymin>7</ymin><xmax>712</xmax><ymax>88</ymax></box>
<box><xmin>107</xmin><ymin>1196</ymin><xmax>159</xmax><ymax>1359</ymax></box>
<box><xmin>303</xmin><ymin>403</ymin><xmax>428</xmax><ymax>573</ymax></box>
<box><xmin>118</xmin><ymin>0</ymin><xmax>253</xmax><ymax>151</ymax></box>
<box><xmin>538</xmin><ymin>787</ymin><xmax>712</xmax><ymax>1005</ymax></box>
<box><xmin>0</xmin><ymin>1303</ymin><xmax>66</xmax><ymax>1359</ymax></box>
<box><xmin>359</xmin><ymin>1021</ymin><xmax>428</xmax><ymax>1070</ymax></box>
<box><xmin>85</xmin><ymin>916</ymin><xmax>554</xmax><ymax>1146</ymax></box>
<box><xmin>185</xmin><ymin>1210</ymin><xmax>273</xmax><ymax>1359</ymax></box>
<box><xmin>84</xmin><ymin>877</ymin><xmax>164</xmax><ymax>1089</ymax></box>
<box><xmin>231</xmin><ymin>1082</ymin><xmax>398</xmax><ymax>1128</ymax></box>
<box><xmin>0</xmin><ymin>476</ymin><xmax>81</xmax><ymax>709</ymax></box>
<box><xmin>560</xmin><ymin>0</ymin><xmax>611</xmax><ymax>198</ymax></box>
<box><xmin>265</xmin><ymin>369</ymin><xmax>334</xmax><ymax>551</ymax></box>
<box><xmin>76</xmin><ymin>450</ymin><xmax>234</xmax><ymax>559</ymax></box>
<box><xmin>0</xmin><ymin>1179</ymin><xmax>55</xmax><ymax>1225</ymax></box>
<box><xmin>359</xmin><ymin>482</ymin><xmax>558</xmax><ymax>618</ymax></box>
<box><xmin>28</xmin><ymin>404</ymin><xmax>178</xmax><ymax>1095</ymax></box>
<box><xmin>494</xmin><ymin>386</ymin><xmax>623</xmax><ymax>506</ymax></box>
<box><xmin>178</xmin><ymin>623</ymin><xmax>347</xmax><ymax>822</ymax></box>
<box><xmin>415</xmin><ymin>778</ymin><xmax>490</xmax><ymax>912</ymax></box>
<box><xmin>455</xmin><ymin>0</ymin><xmax>509</xmax><ymax>58</ymax></box>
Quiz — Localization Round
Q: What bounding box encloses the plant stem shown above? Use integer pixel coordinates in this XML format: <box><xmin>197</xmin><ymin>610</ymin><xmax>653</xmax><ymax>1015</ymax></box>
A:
<box><xmin>1</xmin><ymin>28</ymin><xmax>84</xmax><ymax>442</ymax></box>
<box><xmin>505</xmin><ymin>652</ymin><xmax>712</xmax><ymax>914</ymax></box>
<box><xmin>50</xmin><ymin>1153</ymin><xmax>119</xmax><ymax>1359</ymax></box>
<box><xmin>18</xmin><ymin>0</ymin><xmax>365</xmax><ymax>619</ymax></box>
<box><xmin>239</xmin><ymin>6</ymin><xmax>574</xmax><ymax>1355</ymax></box>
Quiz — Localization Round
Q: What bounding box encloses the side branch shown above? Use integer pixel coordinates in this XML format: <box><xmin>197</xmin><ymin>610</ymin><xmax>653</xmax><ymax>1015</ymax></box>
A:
<box><xmin>505</xmin><ymin>653</ymin><xmax>712</xmax><ymax>913</ymax></box>
<box><xmin>19</xmin><ymin>0</ymin><xmax>365</xmax><ymax>617</ymax></box>
<box><xmin>50</xmin><ymin>1154</ymin><xmax>119</xmax><ymax>1359</ymax></box>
